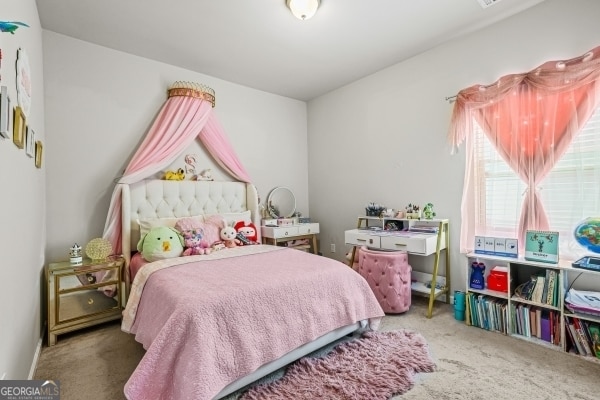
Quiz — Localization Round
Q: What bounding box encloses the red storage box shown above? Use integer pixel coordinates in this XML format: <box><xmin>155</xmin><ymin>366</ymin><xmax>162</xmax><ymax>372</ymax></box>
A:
<box><xmin>487</xmin><ymin>266</ymin><xmax>508</xmax><ymax>292</ymax></box>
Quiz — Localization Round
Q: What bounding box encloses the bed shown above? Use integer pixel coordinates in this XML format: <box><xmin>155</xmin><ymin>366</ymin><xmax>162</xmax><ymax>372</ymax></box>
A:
<box><xmin>118</xmin><ymin>179</ymin><xmax>385</xmax><ymax>400</ymax></box>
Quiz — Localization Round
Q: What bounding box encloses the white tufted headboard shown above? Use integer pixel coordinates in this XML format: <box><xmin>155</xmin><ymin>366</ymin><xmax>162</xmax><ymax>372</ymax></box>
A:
<box><xmin>121</xmin><ymin>179</ymin><xmax>260</xmax><ymax>268</ymax></box>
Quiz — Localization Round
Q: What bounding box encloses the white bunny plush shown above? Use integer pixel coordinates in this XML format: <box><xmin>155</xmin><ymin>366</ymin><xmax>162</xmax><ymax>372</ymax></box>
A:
<box><xmin>220</xmin><ymin>220</ymin><xmax>238</xmax><ymax>248</ymax></box>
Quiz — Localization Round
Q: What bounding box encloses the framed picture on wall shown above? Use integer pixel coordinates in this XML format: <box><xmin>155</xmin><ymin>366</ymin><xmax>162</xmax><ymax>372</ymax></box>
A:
<box><xmin>0</xmin><ymin>86</ymin><xmax>10</xmax><ymax>139</ymax></box>
<box><xmin>25</xmin><ymin>126</ymin><xmax>35</xmax><ymax>157</ymax></box>
<box><xmin>13</xmin><ymin>106</ymin><xmax>25</xmax><ymax>149</ymax></box>
<box><xmin>35</xmin><ymin>140</ymin><xmax>43</xmax><ymax>168</ymax></box>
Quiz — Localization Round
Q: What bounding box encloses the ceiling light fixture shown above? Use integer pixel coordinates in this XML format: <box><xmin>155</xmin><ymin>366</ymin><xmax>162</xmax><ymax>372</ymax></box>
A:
<box><xmin>286</xmin><ymin>0</ymin><xmax>320</xmax><ymax>21</ymax></box>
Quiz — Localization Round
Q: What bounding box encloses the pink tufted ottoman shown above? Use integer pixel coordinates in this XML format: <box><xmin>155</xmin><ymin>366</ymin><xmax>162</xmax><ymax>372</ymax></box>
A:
<box><xmin>357</xmin><ymin>246</ymin><xmax>412</xmax><ymax>314</ymax></box>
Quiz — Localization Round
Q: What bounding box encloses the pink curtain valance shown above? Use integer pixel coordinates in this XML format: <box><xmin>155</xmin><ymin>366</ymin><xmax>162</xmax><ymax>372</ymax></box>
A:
<box><xmin>449</xmin><ymin>46</ymin><xmax>600</xmax><ymax>151</ymax></box>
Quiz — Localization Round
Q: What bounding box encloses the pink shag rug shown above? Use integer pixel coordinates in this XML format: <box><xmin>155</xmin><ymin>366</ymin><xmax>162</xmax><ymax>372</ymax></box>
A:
<box><xmin>240</xmin><ymin>329</ymin><xmax>436</xmax><ymax>400</ymax></box>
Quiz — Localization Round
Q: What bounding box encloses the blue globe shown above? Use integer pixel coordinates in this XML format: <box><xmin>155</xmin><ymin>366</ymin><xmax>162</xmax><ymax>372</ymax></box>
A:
<box><xmin>574</xmin><ymin>218</ymin><xmax>600</xmax><ymax>254</ymax></box>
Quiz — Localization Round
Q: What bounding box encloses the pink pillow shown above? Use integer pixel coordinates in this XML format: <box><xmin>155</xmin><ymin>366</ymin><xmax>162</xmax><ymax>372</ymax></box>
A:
<box><xmin>174</xmin><ymin>216</ymin><xmax>205</xmax><ymax>232</ymax></box>
<box><xmin>195</xmin><ymin>215</ymin><xmax>225</xmax><ymax>246</ymax></box>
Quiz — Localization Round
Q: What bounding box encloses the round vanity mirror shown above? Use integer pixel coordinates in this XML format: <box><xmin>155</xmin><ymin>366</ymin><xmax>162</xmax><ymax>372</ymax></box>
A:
<box><xmin>267</xmin><ymin>187</ymin><xmax>296</xmax><ymax>218</ymax></box>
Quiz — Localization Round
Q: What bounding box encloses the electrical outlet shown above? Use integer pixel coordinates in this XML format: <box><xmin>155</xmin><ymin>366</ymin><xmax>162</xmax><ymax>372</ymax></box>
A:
<box><xmin>330</xmin><ymin>244</ymin><xmax>336</xmax><ymax>253</ymax></box>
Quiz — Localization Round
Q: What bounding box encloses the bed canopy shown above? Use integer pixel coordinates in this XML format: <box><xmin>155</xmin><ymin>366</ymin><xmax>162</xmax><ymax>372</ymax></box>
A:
<box><xmin>102</xmin><ymin>81</ymin><xmax>252</xmax><ymax>254</ymax></box>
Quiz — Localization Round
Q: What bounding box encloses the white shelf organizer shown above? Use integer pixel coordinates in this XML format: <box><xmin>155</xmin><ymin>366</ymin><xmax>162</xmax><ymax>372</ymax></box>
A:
<box><xmin>345</xmin><ymin>216</ymin><xmax>450</xmax><ymax>318</ymax></box>
<box><xmin>465</xmin><ymin>252</ymin><xmax>600</xmax><ymax>363</ymax></box>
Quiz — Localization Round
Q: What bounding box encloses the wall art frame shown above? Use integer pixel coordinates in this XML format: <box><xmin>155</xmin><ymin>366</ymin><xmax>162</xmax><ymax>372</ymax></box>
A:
<box><xmin>0</xmin><ymin>86</ymin><xmax>10</xmax><ymax>139</ymax></box>
<box><xmin>35</xmin><ymin>140</ymin><xmax>43</xmax><ymax>168</ymax></box>
<box><xmin>16</xmin><ymin>48</ymin><xmax>32</xmax><ymax>118</ymax></box>
<box><xmin>13</xmin><ymin>106</ymin><xmax>25</xmax><ymax>148</ymax></box>
<box><xmin>25</xmin><ymin>126</ymin><xmax>35</xmax><ymax>157</ymax></box>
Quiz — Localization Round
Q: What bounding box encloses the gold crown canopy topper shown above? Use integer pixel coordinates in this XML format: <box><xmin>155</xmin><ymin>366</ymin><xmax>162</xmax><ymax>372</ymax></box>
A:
<box><xmin>168</xmin><ymin>81</ymin><xmax>216</xmax><ymax>107</ymax></box>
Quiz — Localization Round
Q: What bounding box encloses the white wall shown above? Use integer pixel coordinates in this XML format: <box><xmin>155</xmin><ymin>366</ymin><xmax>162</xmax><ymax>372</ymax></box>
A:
<box><xmin>42</xmin><ymin>32</ymin><xmax>310</xmax><ymax>262</ymax></box>
<box><xmin>307</xmin><ymin>0</ymin><xmax>600</xmax><ymax>291</ymax></box>
<box><xmin>0</xmin><ymin>0</ymin><xmax>45</xmax><ymax>380</ymax></box>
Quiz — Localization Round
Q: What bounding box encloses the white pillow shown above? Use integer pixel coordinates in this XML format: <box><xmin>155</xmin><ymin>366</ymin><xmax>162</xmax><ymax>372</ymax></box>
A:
<box><xmin>205</xmin><ymin>210</ymin><xmax>252</xmax><ymax>225</ymax></box>
<box><xmin>138</xmin><ymin>216</ymin><xmax>204</xmax><ymax>238</ymax></box>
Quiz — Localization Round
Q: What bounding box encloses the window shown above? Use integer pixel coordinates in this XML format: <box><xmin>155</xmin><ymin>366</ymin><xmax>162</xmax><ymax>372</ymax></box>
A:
<box><xmin>473</xmin><ymin>107</ymin><xmax>600</xmax><ymax>259</ymax></box>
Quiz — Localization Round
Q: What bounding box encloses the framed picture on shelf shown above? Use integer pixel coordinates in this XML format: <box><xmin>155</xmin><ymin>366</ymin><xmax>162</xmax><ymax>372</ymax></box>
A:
<box><xmin>13</xmin><ymin>106</ymin><xmax>26</xmax><ymax>149</ymax></box>
<box><xmin>35</xmin><ymin>140</ymin><xmax>43</xmax><ymax>168</ymax></box>
<box><xmin>25</xmin><ymin>126</ymin><xmax>35</xmax><ymax>157</ymax></box>
<box><xmin>524</xmin><ymin>230</ymin><xmax>559</xmax><ymax>263</ymax></box>
<box><xmin>0</xmin><ymin>86</ymin><xmax>10</xmax><ymax>139</ymax></box>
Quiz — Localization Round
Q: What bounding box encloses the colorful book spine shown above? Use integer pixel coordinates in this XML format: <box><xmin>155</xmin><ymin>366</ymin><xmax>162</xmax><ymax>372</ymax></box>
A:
<box><xmin>546</xmin><ymin>270</ymin><xmax>556</xmax><ymax>306</ymax></box>
<box><xmin>573</xmin><ymin>318</ymin><xmax>593</xmax><ymax>356</ymax></box>
<box><xmin>540</xmin><ymin>311</ymin><xmax>551</xmax><ymax>342</ymax></box>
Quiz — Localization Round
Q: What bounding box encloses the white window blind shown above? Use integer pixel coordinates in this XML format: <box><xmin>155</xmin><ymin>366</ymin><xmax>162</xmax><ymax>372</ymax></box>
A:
<box><xmin>474</xmin><ymin>107</ymin><xmax>600</xmax><ymax>259</ymax></box>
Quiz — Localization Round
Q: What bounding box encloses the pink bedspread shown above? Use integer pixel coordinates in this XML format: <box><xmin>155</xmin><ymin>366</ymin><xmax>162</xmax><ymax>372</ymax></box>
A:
<box><xmin>122</xmin><ymin>245</ymin><xmax>384</xmax><ymax>400</ymax></box>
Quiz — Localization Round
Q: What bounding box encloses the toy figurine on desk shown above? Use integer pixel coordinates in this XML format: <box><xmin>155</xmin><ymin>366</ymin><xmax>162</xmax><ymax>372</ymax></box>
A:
<box><xmin>422</xmin><ymin>203</ymin><xmax>436</xmax><ymax>220</ymax></box>
<box><xmin>470</xmin><ymin>261</ymin><xmax>486</xmax><ymax>290</ymax></box>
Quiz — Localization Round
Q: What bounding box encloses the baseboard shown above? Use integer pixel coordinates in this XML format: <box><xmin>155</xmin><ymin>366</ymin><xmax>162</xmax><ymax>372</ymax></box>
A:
<box><xmin>29</xmin><ymin>327</ymin><xmax>44</xmax><ymax>379</ymax></box>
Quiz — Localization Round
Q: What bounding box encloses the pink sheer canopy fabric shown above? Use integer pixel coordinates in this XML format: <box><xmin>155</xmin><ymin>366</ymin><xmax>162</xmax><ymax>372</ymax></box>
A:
<box><xmin>103</xmin><ymin>83</ymin><xmax>251</xmax><ymax>254</ymax></box>
<box><xmin>448</xmin><ymin>46</ymin><xmax>600</xmax><ymax>253</ymax></box>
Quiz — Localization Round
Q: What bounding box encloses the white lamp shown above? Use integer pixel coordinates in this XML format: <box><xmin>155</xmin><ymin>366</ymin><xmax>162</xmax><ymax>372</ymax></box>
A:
<box><xmin>287</xmin><ymin>0</ymin><xmax>320</xmax><ymax>20</ymax></box>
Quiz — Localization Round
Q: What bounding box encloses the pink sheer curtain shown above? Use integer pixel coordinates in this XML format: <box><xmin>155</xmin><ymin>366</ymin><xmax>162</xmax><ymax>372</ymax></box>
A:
<box><xmin>449</xmin><ymin>46</ymin><xmax>600</xmax><ymax>252</ymax></box>
<box><xmin>200</xmin><ymin>112</ymin><xmax>251</xmax><ymax>183</ymax></box>
<box><xmin>103</xmin><ymin>84</ymin><xmax>251</xmax><ymax>254</ymax></box>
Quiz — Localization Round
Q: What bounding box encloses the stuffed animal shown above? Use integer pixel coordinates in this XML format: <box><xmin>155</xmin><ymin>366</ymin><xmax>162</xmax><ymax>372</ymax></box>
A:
<box><xmin>233</xmin><ymin>221</ymin><xmax>258</xmax><ymax>244</ymax></box>
<box><xmin>211</xmin><ymin>241</ymin><xmax>226</xmax><ymax>252</ymax></box>
<box><xmin>196</xmin><ymin>168</ymin><xmax>213</xmax><ymax>181</ymax></box>
<box><xmin>181</xmin><ymin>228</ymin><xmax>212</xmax><ymax>256</ymax></box>
<box><xmin>163</xmin><ymin>168</ymin><xmax>185</xmax><ymax>181</ymax></box>
<box><xmin>220</xmin><ymin>222</ymin><xmax>238</xmax><ymax>248</ymax></box>
<box><xmin>137</xmin><ymin>226</ymin><xmax>184</xmax><ymax>262</ymax></box>
<box><xmin>422</xmin><ymin>203</ymin><xmax>436</xmax><ymax>219</ymax></box>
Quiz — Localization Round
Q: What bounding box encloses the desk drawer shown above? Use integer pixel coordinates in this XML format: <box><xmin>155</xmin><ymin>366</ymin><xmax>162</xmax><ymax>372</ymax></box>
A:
<box><xmin>298</xmin><ymin>223</ymin><xmax>319</xmax><ymax>235</ymax></box>
<box><xmin>262</xmin><ymin>226</ymin><xmax>300</xmax><ymax>239</ymax></box>
<box><xmin>380</xmin><ymin>234</ymin><xmax>439</xmax><ymax>255</ymax></box>
<box><xmin>345</xmin><ymin>230</ymin><xmax>381</xmax><ymax>248</ymax></box>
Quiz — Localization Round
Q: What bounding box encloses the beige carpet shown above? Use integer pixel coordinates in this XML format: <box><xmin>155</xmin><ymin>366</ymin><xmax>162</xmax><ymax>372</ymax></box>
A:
<box><xmin>34</xmin><ymin>297</ymin><xmax>600</xmax><ymax>400</ymax></box>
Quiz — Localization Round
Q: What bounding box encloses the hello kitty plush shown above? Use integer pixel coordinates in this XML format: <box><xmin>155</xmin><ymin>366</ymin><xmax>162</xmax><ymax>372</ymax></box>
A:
<box><xmin>182</xmin><ymin>228</ymin><xmax>212</xmax><ymax>255</ymax></box>
<box><xmin>220</xmin><ymin>222</ymin><xmax>238</xmax><ymax>248</ymax></box>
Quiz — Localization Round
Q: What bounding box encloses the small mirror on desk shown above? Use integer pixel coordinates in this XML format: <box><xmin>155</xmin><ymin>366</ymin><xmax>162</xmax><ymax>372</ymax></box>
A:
<box><xmin>266</xmin><ymin>187</ymin><xmax>296</xmax><ymax>219</ymax></box>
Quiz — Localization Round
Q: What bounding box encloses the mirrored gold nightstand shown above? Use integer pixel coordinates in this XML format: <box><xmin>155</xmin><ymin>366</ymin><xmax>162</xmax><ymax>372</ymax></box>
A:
<box><xmin>46</xmin><ymin>255</ymin><xmax>124</xmax><ymax>346</ymax></box>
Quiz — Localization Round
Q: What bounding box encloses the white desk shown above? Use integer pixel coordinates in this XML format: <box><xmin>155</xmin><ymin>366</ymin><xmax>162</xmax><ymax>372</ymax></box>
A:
<box><xmin>261</xmin><ymin>223</ymin><xmax>320</xmax><ymax>254</ymax></box>
<box><xmin>345</xmin><ymin>217</ymin><xmax>450</xmax><ymax>318</ymax></box>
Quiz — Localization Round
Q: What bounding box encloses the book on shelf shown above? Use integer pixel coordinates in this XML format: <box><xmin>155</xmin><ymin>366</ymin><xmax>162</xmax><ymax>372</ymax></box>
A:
<box><xmin>524</xmin><ymin>275</ymin><xmax>537</xmax><ymax>300</ymax></box>
<box><xmin>552</xmin><ymin>311</ymin><xmax>562</xmax><ymax>346</ymax></box>
<box><xmin>587</xmin><ymin>323</ymin><xmax>600</xmax><ymax>359</ymax></box>
<box><xmin>540</xmin><ymin>270</ymin><xmax>550</xmax><ymax>304</ymax></box>
<box><xmin>552</xmin><ymin>275</ymin><xmax>559</xmax><ymax>307</ymax></box>
<box><xmin>529</xmin><ymin>307</ymin><xmax>537</xmax><ymax>338</ymax></box>
<box><xmin>540</xmin><ymin>310</ymin><xmax>551</xmax><ymax>342</ymax></box>
<box><xmin>573</xmin><ymin>318</ymin><xmax>593</xmax><ymax>356</ymax></box>
<box><xmin>465</xmin><ymin>292</ymin><xmax>471</xmax><ymax>326</ymax></box>
<box><xmin>545</xmin><ymin>270</ymin><xmax>557</xmax><ymax>306</ymax></box>
<box><xmin>565</xmin><ymin>317</ymin><xmax>585</xmax><ymax>355</ymax></box>
<box><xmin>535</xmin><ymin>308</ymin><xmax>541</xmax><ymax>339</ymax></box>
<box><xmin>531</xmin><ymin>275</ymin><xmax>546</xmax><ymax>304</ymax></box>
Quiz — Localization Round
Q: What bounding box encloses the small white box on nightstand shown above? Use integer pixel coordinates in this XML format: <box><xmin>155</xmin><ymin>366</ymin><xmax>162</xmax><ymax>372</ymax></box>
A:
<box><xmin>263</xmin><ymin>219</ymin><xmax>278</xmax><ymax>227</ymax></box>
